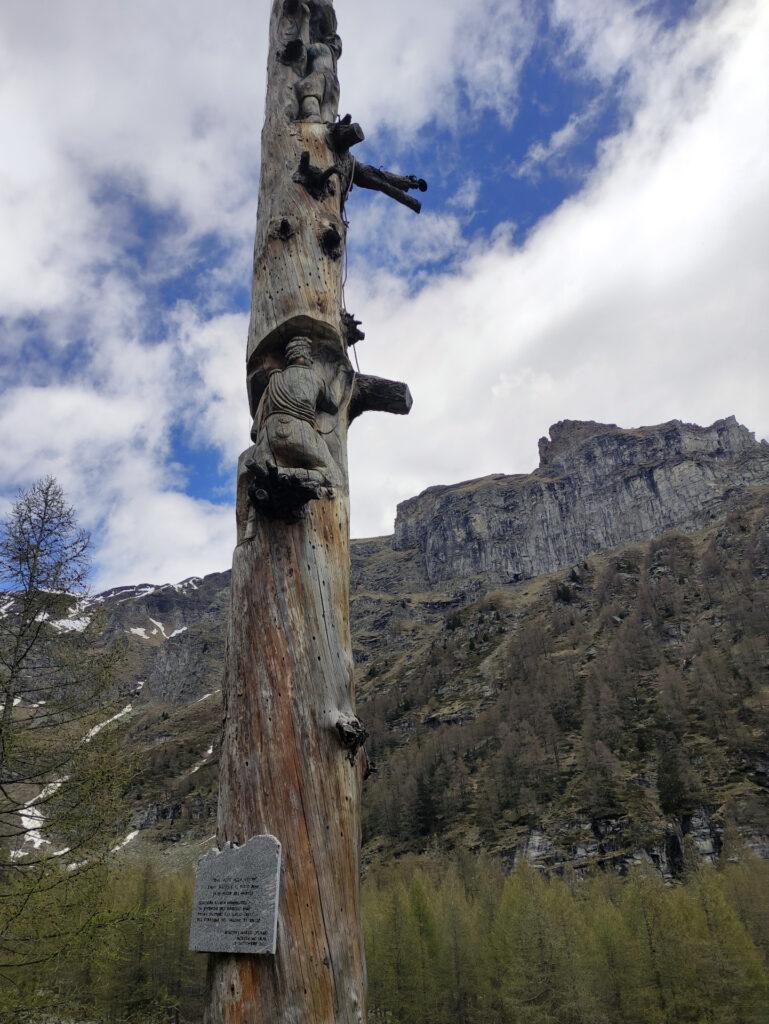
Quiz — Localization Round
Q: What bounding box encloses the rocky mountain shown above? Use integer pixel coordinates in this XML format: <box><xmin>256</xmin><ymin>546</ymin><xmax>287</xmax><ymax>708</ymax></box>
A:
<box><xmin>96</xmin><ymin>573</ymin><xmax>231</xmax><ymax>705</ymax></box>
<box><xmin>91</xmin><ymin>417</ymin><xmax>768</xmax><ymax>699</ymax></box>
<box><xmin>395</xmin><ymin>416</ymin><xmax>769</xmax><ymax>584</ymax></box>
<box><xmin>49</xmin><ymin>417</ymin><xmax>769</xmax><ymax>874</ymax></box>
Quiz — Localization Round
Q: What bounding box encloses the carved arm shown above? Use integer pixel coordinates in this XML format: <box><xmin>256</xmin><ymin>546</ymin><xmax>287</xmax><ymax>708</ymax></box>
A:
<box><xmin>371</xmin><ymin>169</ymin><xmax>428</xmax><ymax>193</ymax></box>
<box><xmin>352</xmin><ymin>163</ymin><xmax>428</xmax><ymax>214</ymax></box>
<box><xmin>348</xmin><ymin>374</ymin><xmax>413</xmax><ymax>422</ymax></box>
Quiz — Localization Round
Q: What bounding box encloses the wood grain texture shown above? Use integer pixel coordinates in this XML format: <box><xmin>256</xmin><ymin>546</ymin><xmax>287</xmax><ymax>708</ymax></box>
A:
<box><xmin>205</xmin><ymin>493</ymin><xmax>366</xmax><ymax>1024</ymax></box>
<box><xmin>206</xmin><ymin>3</ymin><xmax>413</xmax><ymax>1018</ymax></box>
<box><xmin>207</xmin><ymin>6</ymin><xmax>367</xmax><ymax>1019</ymax></box>
<box><xmin>246</xmin><ymin>1</ymin><xmax>347</xmax><ymax>419</ymax></box>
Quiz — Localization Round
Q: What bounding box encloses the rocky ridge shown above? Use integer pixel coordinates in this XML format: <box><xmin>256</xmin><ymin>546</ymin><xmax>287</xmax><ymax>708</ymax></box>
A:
<box><xmin>91</xmin><ymin>417</ymin><xmax>769</xmax><ymax>705</ymax></box>
<box><xmin>394</xmin><ymin>416</ymin><xmax>769</xmax><ymax>584</ymax></box>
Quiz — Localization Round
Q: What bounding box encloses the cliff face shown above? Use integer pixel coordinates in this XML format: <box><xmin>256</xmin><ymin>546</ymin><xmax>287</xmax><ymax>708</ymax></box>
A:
<box><xmin>69</xmin><ymin>573</ymin><xmax>231</xmax><ymax>705</ymax></box>
<box><xmin>394</xmin><ymin>417</ymin><xmax>769</xmax><ymax>584</ymax></box>
<box><xmin>54</xmin><ymin>415</ymin><xmax>768</xmax><ymax>873</ymax></box>
<box><xmin>96</xmin><ymin>417</ymin><xmax>769</xmax><ymax>704</ymax></box>
<box><xmin>111</xmin><ymin>483</ymin><xmax>769</xmax><ymax>874</ymax></box>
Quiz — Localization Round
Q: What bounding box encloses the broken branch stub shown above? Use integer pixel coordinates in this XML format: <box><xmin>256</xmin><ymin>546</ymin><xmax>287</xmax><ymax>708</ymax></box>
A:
<box><xmin>349</xmin><ymin>374</ymin><xmax>414</xmax><ymax>422</ymax></box>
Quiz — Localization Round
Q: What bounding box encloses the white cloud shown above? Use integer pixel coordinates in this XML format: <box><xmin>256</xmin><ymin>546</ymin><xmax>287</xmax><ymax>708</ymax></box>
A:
<box><xmin>515</xmin><ymin>100</ymin><xmax>603</xmax><ymax>179</ymax></box>
<box><xmin>0</xmin><ymin>390</ymin><xmax>235</xmax><ymax>589</ymax></box>
<box><xmin>346</xmin><ymin>0</ymin><xmax>769</xmax><ymax>536</ymax></box>
<box><xmin>0</xmin><ymin>0</ymin><xmax>766</xmax><ymax>585</ymax></box>
<box><xmin>94</xmin><ymin>486</ymin><xmax>234</xmax><ymax>590</ymax></box>
<box><xmin>350</xmin><ymin>202</ymin><xmax>466</xmax><ymax>275</ymax></box>
<box><xmin>0</xmin><ymin>1</ymin><xmax>262</xmax><ymax>320</ymax></box>
<box><xmin>0</xmin><ymin>0</ymin><xmax>535</xmax><ymax>326</ymax></box>
<box><xmin>0</xmin><ymin>0</ymin><xmax>537</xmax><ymax>586</ymax></box>
<box><xmin>336</xmin><ymin>0</ymin><xmax>536</xmax><ymax>134</ymax></box>
<box><xmin>550</xmin><ymin>0</ymin><xmax>662</xmax><ymax>88</ymax></box>
<box><xmin>170</xmin><ymin>306</ymin><xmax>251</xmax><ymax>460</ymax></box>
<box><xmin>0</xmin><ymin>0</ymin><xmax>542</xmax><ymax>586</ymax></box>
<box><xmin>449</xmin><ymin>177</ymin><xmax>482</xmax><ymax>211</ymax></box>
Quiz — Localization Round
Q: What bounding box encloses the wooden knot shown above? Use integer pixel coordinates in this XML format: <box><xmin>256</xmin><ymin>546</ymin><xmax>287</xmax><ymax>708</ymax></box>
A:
<box><xmin>342</xmin><ymin>310</ymin><xmax>365</xmax><ymax>347</ymax></box>
<box><xmin>269</xmin><ymin>217</ymin><xmax>296</xmax><ymax>242</ymax></box>
<box><xmin>293</xmin><ymin>151</ymin><xmax>339</xmax><ymax>201</ymax></box>
<box><xmin>328</xmin><ymin>115</ymin><xmax>365</xmax><ymax>154</ymax></box>
<box><xmin>348</xmin><ymin>375</ymin><xmax>413</xmax><ymax>423</ymax></box>
<box><xmin>320</xmin><ymin>224</ymin><xmax>343</xmax><ymax>260</ymax></box>
<box><xmin>362</xmin><ymin>750</ymin><xmax>377</xmax><ymax>781</ymax></box>
<box><xmin>246</xmin><ymin>462</ymin><xmax>334</xmax><ymax>523</ymax></box>
<box><xmin>336</xmin><ymin>714</ymin><xmax>369</xmax><ymax>766</ymax></box>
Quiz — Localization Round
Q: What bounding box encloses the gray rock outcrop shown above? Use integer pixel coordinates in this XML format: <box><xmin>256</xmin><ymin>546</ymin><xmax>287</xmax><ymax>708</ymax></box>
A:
<box><xmin>90</xmin><ymin>416</ymin><xmax>769</xmax><ymax>703</ymax></box>
<box><xmin>393</xmin><ymin>417</ymin><xmax>769</xmax><ymax>584</ymax></box>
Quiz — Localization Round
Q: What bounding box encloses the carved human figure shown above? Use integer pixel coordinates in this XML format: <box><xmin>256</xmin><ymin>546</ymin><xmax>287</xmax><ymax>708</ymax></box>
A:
<box><xmin>248</xmin><ymin>337</ymin><xmax>343</xmax><ymax>517</ymax></box>
<box><xmin>295</xmin><ymin>34</ymin><xmax>342</xmax><ymax>123</ymax></box>
<box><xmin>308</xmin><ymin>0</ymin><xmax>337</xmax><ymax>42</ymax></box>
<box><xmin>281</xmin><ymin>0</ymin><xmax>337</xmax><ymax>46</ymax></box>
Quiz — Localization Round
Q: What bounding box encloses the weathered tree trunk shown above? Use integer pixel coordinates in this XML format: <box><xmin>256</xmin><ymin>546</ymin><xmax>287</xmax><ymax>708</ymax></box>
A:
<box><xmin>206</xmin><ymin>495</ymin><xmax>365</xmax><ymax>1023</ymax></box>
<box><xmin>204</xmin><ymin>2</ymin><xmax>416</xmax><ymax>1020</ymax></box>
<box><xmin>245</xmin><ymin>0</ymin><xmax>347</xmax><ymax>423</ymax></box>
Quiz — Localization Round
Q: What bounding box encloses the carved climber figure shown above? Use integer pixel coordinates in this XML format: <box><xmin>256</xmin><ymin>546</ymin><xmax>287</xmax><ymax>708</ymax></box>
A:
<box><xmin>248</xmin><ymin>337</ymin><xmax>342</xmax><ymax>517</ymax></box>
<box><xmin>307</xmin><ymin>0</ymin><xmax>337</xmax><ymax>42</ymax></box>
<box><xmin>295</xmin><ymin>33</ymin><xmax>342</xmax><ymax>123</ymax></box>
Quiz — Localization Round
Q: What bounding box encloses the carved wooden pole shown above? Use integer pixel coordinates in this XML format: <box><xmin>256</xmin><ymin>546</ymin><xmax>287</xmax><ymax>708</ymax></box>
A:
<box><xmin>204</xmin><ymin>2</ymin><xmax>421</xmax><ymax>1021</ymax></box>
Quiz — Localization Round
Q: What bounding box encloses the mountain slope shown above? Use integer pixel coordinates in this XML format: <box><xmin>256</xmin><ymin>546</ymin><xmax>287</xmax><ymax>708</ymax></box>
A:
<box><xmin>54</xmin><ymin>417</ymin><xmax>769</xmax><ymax>872</ymax></box>
<box><xmin>359</xmin><ymin>487</ymin><xmax>769</xmax><ymax>873</ymax></box>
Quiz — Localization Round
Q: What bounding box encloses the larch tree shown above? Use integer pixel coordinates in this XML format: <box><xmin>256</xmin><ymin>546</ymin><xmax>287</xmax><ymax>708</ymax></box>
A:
<box><xmin>0</xmin><ymin>477</ymin><xmax>131</xmax><ymax>1015</ymax></box>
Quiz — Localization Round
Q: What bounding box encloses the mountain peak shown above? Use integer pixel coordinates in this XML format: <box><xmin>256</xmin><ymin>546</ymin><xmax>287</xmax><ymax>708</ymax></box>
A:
<box><xmin>537</xmin><ymin>416</ymin><xmax>752</xmax><ymax>470</ymax></box>
<box><xmin>395</xmin><ymin>416</ymin><xmax>769</xmax><ymax>584</ymax></box>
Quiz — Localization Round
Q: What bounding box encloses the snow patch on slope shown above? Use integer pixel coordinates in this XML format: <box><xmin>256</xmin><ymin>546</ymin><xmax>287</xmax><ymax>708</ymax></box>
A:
<box><xmin>85</xmin><ymin>704</ymin><xmax>133</xmax><ymax>743</ymax></box>
<box><xmin>111</xmin><ymin>831</ymin><xmax>139</xmax><ymax>854</ymax></box>
<box><xmin>50</xmin><ymin>615</ymin><xmax>91</xmax><ymax>633</ymax></box>
<box><xmin>188</xmin><ymin>745</ymin><xmax>215</xmax><ymax>776</ymax></box>
<box><xmin>16</xmin><ymin>780</ymin><xmax>65</xmax><ymax>853</ymax></box>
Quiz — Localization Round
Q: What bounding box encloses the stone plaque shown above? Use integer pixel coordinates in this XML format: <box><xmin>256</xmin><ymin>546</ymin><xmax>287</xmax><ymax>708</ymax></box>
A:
<box><xmin>189</xmin><ymin>835</ymin><xmax>281</xmax><ymax>955</ymax></box>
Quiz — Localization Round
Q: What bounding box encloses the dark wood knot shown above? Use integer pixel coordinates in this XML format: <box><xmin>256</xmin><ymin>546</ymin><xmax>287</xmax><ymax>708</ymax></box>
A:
<box><xmin>342</xmin><ymin>310</ymin><xmax>365</xmax><ymax>347</ymax></box>
<box><xmin>336</xmin><ymin>714</ymin><xmax>369</xmax><ymax>766</ymax></box>
<box><xmin>320</xmin><ymin>224</ymin><xmax>343</xmax><ymax>259</ymax></box>
<box><xmin>293</xmin><ymin>151</ymin><xmax>339</xmax><ymax>201</ymax></box>
<box><xmin>278</xmin><ymin>38</ymin><xmax>305</xmax><ymax>64</ymax></box>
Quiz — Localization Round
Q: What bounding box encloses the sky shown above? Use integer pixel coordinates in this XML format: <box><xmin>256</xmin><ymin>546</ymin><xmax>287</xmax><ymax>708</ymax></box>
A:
<box><xmin>0</xmin><ymin>0</ymin><xmax>767</xmax><ymax>590</ymax></box>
